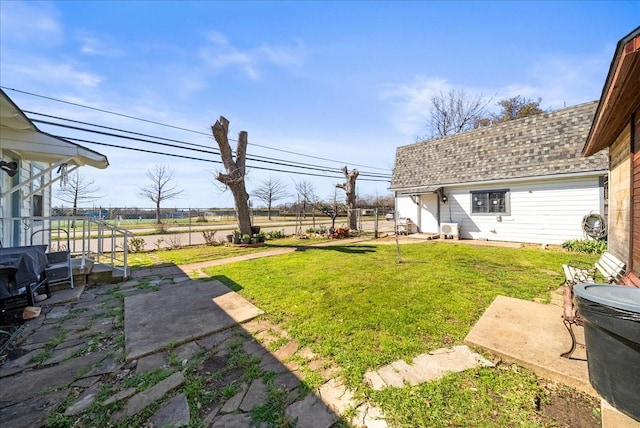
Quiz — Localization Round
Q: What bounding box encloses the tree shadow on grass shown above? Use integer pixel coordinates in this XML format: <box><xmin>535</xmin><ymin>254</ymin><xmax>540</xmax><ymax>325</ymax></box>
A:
<box><xmin>292</xmin><ymin>244</ymin><xmax>377</xmax><ymax>254</ymax></box>
<box><xmin>211</xmin><ymin>275</ymin><xmax>244</xmax><ymax>292</ymax></box>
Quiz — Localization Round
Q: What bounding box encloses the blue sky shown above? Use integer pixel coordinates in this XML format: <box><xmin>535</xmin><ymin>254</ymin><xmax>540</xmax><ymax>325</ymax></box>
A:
<box><xmin>1</xmin><ymin>1</ymin><xmax>638</xmax><ymax>209</ymax></box>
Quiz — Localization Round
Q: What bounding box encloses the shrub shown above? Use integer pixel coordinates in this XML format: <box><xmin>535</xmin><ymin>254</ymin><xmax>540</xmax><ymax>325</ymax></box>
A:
<box><xmin>128</xmin><ymin>237</ymin><xmax>146</xmax><ymax>253</ymax></box>
<box><xmin>562</xmin><ymin>239</ymin><xmax>607</xmax><ymax>254</ymax></box>
<box><xmin>266</xmin><ymin>230</ymin><xmax>284</xmax><ymax>240</ymax></box>
<box><xmin>202</xmin><ymin>230</ymin><xmax>218</xmax><ymax>246</ymax></box>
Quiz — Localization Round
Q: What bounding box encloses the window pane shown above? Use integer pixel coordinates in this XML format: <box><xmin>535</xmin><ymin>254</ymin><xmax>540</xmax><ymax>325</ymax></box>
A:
<box><xmin>472</xmin><ymin>190</ymin><xmax>508</xmax><ymax>215</ymax></box>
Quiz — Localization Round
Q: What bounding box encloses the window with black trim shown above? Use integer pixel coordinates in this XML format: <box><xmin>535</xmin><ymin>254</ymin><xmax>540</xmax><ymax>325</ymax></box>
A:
<box><xmin>471</xmin><ymin>190</ymin><xmax>509</xmax><ymax>215</ymax></box>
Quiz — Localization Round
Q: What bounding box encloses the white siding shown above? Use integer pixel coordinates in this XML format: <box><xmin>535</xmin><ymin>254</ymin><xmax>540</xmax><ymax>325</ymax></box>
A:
<box><xmin>395</xmin><ymin>175</ymin><xmax>604</xmax><ymax>245</ymax></box>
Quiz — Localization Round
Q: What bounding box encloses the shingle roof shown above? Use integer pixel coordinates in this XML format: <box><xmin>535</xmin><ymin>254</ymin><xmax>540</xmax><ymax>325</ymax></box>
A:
<box><xmin>390</xmin><ymin>101</ymin><xmax>608</xmax><ymax>191</ymax></box>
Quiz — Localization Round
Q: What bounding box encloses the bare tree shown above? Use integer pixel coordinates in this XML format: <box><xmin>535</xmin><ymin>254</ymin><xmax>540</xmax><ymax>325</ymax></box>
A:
<box><xmin>138</xmin><ymin>165</ymin><xmax>183</xmax><ymax>224</ymax></box>
<box><xmin>212</xmin><ymin>116</ymin><xmax>252</xmax><ymax>236</ymax></box>
<box><xmin>336</xmin><ymin>166</ymin><xmax>359</xmax><ymax>230</ymax></box>
<box><xmin>56</xmin><ymin>172</ymin><xmax>103</xmax><ymax>217</ymax></box>
<box><xmin>427</xmin><ymin>88</ymin><xmax>490</xmax><ymax>138</ymax></box>
<box><xmin>319</xmin><ymin>188</ymin><xmax>344</xmax><ymax>230</ymax></box>
<box><xmin>251</xmin><ymin>177</ymin><xmax>289</xmax><ymax>220</ymax></box>
<box><xmin>294</xmin><ymin>179</ymin><xmax>318</xmax><ymax>219</ymax></box>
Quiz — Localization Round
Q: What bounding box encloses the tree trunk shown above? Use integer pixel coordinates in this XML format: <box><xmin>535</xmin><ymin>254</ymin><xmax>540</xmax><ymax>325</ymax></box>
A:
<box><xmin>337</xmin><ymin>166</ymin><xmax>359</xmax><ymax>230</ymax></box>
<box><xmin>212</xmin><ymin>116</ymin><xmax>252</xmax><ymax>236</ymax></box>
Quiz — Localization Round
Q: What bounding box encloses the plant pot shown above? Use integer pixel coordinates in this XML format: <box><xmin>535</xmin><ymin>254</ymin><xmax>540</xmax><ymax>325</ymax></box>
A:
<box><xmin>226</xmin><ymin>234</ymin><xmax>233</xmax><ymax>243</ymax></box>
<box><xmin>233</xmin><ymin>237</ymin><xmax>241</xmax><ymax>244</ymax></box>
<box><xmin>251</xmin><ymin>226</ymin><xmax>261</xmax><ymax>235</ymax></box>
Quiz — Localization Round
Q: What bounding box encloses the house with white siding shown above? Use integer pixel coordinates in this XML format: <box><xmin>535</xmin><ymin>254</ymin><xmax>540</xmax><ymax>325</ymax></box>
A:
<box><xmin>389</xmin><ymin>101</ymin><xmax>608</xmax><ymax>245</ymax></box>
<box><xmin>1</xmin><ymin>89</ymin><xmax>109</xmax><ymax>247</ymax></box>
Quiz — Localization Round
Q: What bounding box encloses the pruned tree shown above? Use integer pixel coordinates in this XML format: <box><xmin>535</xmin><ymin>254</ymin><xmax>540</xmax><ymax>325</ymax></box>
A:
<box><xmin>251</xmin><ymin>176</ymin><xmax>289</xmax><ymax>220</ymax></box>
<box><xmin>56</xmin><ymin>172</ymin><xmax>103</xmax><ymax>217</ymax></box>
<box><xmin>138</xmin><ymin>165</ymin><xmax>183</xmax><ymax>224</ymax></box>
<box><xmin>336</xmin><ymin>166</ymin><xmax>359</xmax><ymax>230</ymax></box>
<box><xmin>427</xmin><ymin>88</ymin><xmax>490</xmax><ymax>138</ymax></box>
<box><xmin>212</xmin><ymin>116</ymin><xmax>252</xmax><ymax>236</ymax></box>
<box><xmin>492</xmin><ymin>96</ymin><xmax>545</xmax><ymax>123</ymax></box>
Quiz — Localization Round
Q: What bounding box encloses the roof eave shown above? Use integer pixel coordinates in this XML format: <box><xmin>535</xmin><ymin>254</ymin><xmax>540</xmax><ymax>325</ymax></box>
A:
<box><xmin>583</xmin><ymin>27</ymin><xmax>640</xmax><ymax>156</ymax></box>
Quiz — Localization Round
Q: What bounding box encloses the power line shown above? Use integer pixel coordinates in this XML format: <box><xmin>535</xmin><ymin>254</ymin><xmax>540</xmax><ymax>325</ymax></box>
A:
<box><xmin>59</xmin><ymin>135</ymin><xmax>390</xmax><ymax>181</ymax></box>
<box><xmin>28</xmin><ymin>114</ymin><xmax>391</xmax><ymax>179</ymax></box>
<box><xmin>3</xmin><ymin>86</ymin><xmax>393</xmax><ymax>172</ymax></box>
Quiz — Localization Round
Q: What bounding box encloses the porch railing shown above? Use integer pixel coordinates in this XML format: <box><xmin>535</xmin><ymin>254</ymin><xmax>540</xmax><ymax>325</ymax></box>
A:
<box><xmin>1</xmin><ymin>216</ymin><xmax>131</xmax><ymax>280</ymax></box>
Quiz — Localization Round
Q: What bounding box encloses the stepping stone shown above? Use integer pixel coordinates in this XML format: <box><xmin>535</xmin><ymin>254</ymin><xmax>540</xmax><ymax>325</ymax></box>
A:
<box><xmin>102</xmin><ymin>387</ymin><xmax>137</xmax><ymax>406</ymax></box>
<box><xmin>352</xmin><ymin>404</ymin><xmax>388</xmax><ymax>428</ymax></box>
<box><xmin>175</xmin><ymin>341</ymin><xmax>201</xmax><ymax>363</ymax></box>
<box><xmin>318</xmin><ymin>378</ymin><xmax>356</xmax><ymax>415</ymax></box>
<box><xmin>211</xmin><ymin>413</ymin><xmax>254</xmax><ymax>428</ymax></box>
<box><xmin>239</xmin><ymin>379</ymin><xmax>268</xmax><ymax>412</ymax></box>
<box><xmin>136</xmin><ymin>352</ymin><xmax>168</xmax><ymax>374</ymax></box>
<box><xmin>275</xmin><ymin>372</ymin><xmax>301</xmax><ymax>392</ymax></box>
<box><xmin>274</xmin><ymin>341</ymin><xmax>299</xmax><ymax>361</ymax></box>
<box><xmin>363</xmin><ymin>370</ymin><xmax>387</xmax><ymax>391</ymax></box>
<box><xmin>0</xmin><ymin>389</ymin><xmax>67</xmax><ymax>428</ymax></box>
<box><xmin>64</xmin><ymin>382</ymin><xmax>101</xmax><ymax>416</ymax></box>
<box><xmin>220</xmin><ymin>383</ymin><xmax>248</xmax><ymax>414</ymax></box>
<box><xmin>0</xmin><ymin>351</ymin><xmax>107</xmax><ymax>407</ymax></box>
<box><xmin>285</xmin><ymin>393</ymin><xmax>338</xmax><ymax>428</ymax></box>
<box><xmin>376</xmin><ymin>364</ymin><xmax>406</xmax><ymax>388</ymax></box>
<box><xmin>149</xmin><ymin>393</ymin><xmax>190</xmax><ymax>427</ymax></box>
<box><xmin>111</xmin><ymin>371</ymin><xmax>185</xmax><ymax>424</ymax></box>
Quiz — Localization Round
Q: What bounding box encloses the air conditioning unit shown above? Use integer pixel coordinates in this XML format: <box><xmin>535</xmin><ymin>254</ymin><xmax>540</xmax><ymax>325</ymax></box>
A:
<box><xmin>440</xmin><ymin>223</ymin><xmax>460</xmax><ymax>240</ymax></box>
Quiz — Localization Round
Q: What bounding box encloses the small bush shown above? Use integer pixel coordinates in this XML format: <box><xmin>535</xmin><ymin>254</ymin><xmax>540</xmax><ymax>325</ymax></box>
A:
<box><xmin>129</xmin><ymin>237</ymin><xmax>146</xmax><ymax>253</ymax></box>
<box><xmin>266</xmin><ymin>230</ymin><xmax>285</xmax><ymax>240</ymax></box>
<box><xmin>562</xmin><ymin>239</ymin><xmax>607</xmax><ymax>254</ymax></box>
<box><xmin>202</xmin><ymin>230</ymin><xmax>218</xmax><ymax>246</ymax></box>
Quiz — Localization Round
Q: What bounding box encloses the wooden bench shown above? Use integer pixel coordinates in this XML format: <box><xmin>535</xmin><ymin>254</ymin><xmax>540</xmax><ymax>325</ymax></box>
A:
<box><xmin>560</xmin><ymin>251</ymin><xmax>626</xmax><ymax>358</ymax></box>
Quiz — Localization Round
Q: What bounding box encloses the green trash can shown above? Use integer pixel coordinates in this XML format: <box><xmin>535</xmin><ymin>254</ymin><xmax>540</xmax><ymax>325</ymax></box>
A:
<box><xmin>574</xmin><ymin>284</ymin><xmax>640</xmax><ymax>421</ymax></box>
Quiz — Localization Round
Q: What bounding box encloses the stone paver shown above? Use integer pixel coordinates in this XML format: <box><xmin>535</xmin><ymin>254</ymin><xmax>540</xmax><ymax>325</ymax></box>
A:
<box><xmin>64</xmin><ymin>382</ymin><xmax>101</xmax><ymax>416</ymax></box>
<box><xmin>239</xmin><ymin>379</ymin><xmax>269</xmax><ymax>412</ymax></box>
<box><xmin>111</xmin><ymin>371</ymin><xmax>185</xmax><ymax>423</ymax></box>
<box><xmin>220</xmin><ymin>382</ymin><xmax>249</xmax><ymax>414</ymax></box>
<box><xmin>365</xmin><ymin>345</ymin><xmax>495</xmax><ymax>391</ymax></box>
<box><xmin>149</xmin><ymin>393</ymin><xmax>190</xmax><ymax>427</ymax></box>
<box><xmin>285</xmin><ymin>393</ymin><xmax>339</xmax><ymax>428</ymax></box>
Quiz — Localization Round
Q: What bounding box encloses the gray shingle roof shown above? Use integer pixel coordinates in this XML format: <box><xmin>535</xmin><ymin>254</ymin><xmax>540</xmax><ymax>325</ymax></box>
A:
<box><xmin>390</xmin><ymin>101</ymin><xmax>608</xmax><ymax>190</ymax></box>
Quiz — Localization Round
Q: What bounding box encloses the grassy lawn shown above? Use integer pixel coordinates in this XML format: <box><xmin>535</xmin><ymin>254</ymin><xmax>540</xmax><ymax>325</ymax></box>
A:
<box><xmin>193</xmin><ymin>241</ymin><xmax>599</xmax><ymax>426</ymax></box>
<box><xmin>127</xmin><ymin>236</ymin><xmax>333</xmax><ymax>267</ymax></box>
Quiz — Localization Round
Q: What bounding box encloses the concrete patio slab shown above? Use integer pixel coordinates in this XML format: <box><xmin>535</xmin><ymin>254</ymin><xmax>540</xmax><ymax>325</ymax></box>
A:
<box><xmin>124</xmin><ymin>280</ymin><xmax>263</xmax><ymax>361</ymax></box>
<box><xmin>464</xmin><ymin>295</ymin><xmax>596</xmax><ymax>396</ymax></box>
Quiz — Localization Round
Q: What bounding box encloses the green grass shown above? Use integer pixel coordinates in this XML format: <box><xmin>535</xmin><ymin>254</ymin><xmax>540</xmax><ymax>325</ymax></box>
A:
<box><xmin>370</xmin><ymin>363</ymin><xmax>547</xmax><ymax>427</ymax></box>
<box><xmin>204</xmin><ymin>242</ymin><xmax>595</xmax><ymax>389</ymax></box>
<box><xmin>127</xmin><ymin>236</ymin><xmax>333</xmax><ymax>267</ymax></box>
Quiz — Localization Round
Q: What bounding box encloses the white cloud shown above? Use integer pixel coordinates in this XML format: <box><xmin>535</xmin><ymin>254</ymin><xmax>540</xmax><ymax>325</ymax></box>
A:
<box><xmin>379</xmin><ymin>77</ymin><xmax>452</xmax><ymax>137</ymax></box>
<box><xmin>6</xmin><ymin>59</ymin><xmax>102</xmax><ymax>87</ymax></box>
<box><xmin>199</xmin><ymin>31</ymin><xmax>304</xmax><ymax>80</ymax></box>
<box><xmin>0</xmin><ymin>1</ymin><xmax>63</xmax><ymax>46</ymax></box>
<box><xmin>380</xmin><ymin>47</ymin><xmax>612</xmax><ymax>138</ymax></box>
<box><xmin>77</xmin><ymin>34</ymin><xmax>122</xmax><ymax>57</ymax></box>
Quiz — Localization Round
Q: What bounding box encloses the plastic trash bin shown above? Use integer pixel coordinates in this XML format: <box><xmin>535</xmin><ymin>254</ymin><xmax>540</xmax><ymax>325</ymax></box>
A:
<box><xmin>574</xmin><ymin>284</ymin><xmax>640</xmax><ymax>421</ymax></box>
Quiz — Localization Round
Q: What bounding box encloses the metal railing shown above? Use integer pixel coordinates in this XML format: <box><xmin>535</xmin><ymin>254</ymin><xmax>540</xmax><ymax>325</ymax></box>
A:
<box><xmin>1</xmin><ymin>216</ymin><xmax>131</xmax><ymax>280</ymax></box>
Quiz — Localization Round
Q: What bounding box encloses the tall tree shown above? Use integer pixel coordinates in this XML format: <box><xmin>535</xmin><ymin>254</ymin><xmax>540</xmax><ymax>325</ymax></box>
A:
<box><xmin>428</xmin><ymin>88</ymin><xmax>490</xmax><ymax>138</ymax></box>
<box><xmin>251</xmin><ymin>177</ymin><xmax>289</xmax><ymax>220</ymax></box>
<box><xmin>138</xmin><ymin>165</ymin><xmax>183</xmax><ymax>224</ymax></box>
<box><xmin>56</xmin><ymin>172</ymin><xmax>103</xmax><ymax>217</ymax></box>
<box><xmin>212</xmin><ymin>116</ymin><xmax>252</xmax><ymax>236</ymax></box>
<box><xmin>492</xmin><ymin>96</ymin><xmax>545</xmax><ymax>123</ymax></box>
<box><xmin>336</xmin><ymin>166</ymin><xmax>359</xmax><ymax>230</ymax></box>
